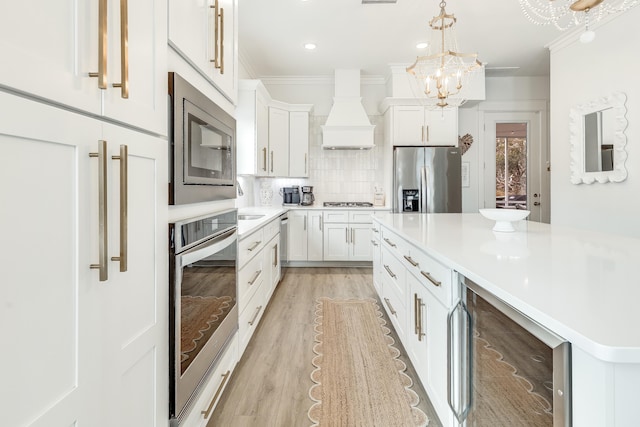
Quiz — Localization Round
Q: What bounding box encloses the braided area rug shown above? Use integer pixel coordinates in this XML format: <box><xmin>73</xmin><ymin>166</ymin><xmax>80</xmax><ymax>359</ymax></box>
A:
<box><xmin>308</xmin><ymin>298</ymin><xmax>428</xmax><ymax>427</ymax></box>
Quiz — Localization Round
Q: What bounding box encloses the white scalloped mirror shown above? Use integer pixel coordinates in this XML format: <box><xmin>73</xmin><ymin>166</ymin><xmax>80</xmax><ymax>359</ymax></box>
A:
<box><xmin>570</xmin><ymin>92</ymin><xmax>628</xmax><ymax>184</ymax></box>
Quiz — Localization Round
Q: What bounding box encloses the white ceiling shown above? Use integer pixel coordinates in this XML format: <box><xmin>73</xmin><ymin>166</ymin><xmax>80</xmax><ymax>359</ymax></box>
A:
<box><xmin>238</xmin><ymin>0</ymin><xmax>565</xmax><ymax>79</ymax></box>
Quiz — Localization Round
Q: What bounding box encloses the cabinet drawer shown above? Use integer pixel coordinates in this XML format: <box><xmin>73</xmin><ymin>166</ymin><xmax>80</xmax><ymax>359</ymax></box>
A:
<box><xmin>371</xmin><ymin>222</ymin><xmax>382</xmax><ymax>241</ymax></box>
<box><xmin>381</xmin><ymin>246</ymin><xmax>406</xmax><ymax>307</ymax></box>
<box><xmin>263</xmin><ymin>217</ymin><xmax>280</xmax><ymax>242</ymax></box>
<box><xmin>238</xmin><ymin>252</ymin><xmax>266</xmax><ymax>314</ymax></box>
<box><xmin>182</xmin><ymin>333</ymin><xmax>238</xmax><ymax>427</ymax></box>
<box><xmin>349</xmin><ymin>210</ymin><xmax>374</xmax><ymax>224</ymax></box>
<box><xmin>239</xmin><ymin>279</ymin><xmax>267</xmax><ymax>354</ymax></box>
<box><xmin>405</xmin><ymin>246</ymin><xmax>453</xmax><ymax>307</ymax></box>
<box><xmin>380</xmin><ymin>227</ymin><xmax>409</xmax><ymax>259</ymax></box>
<box><xmin>238</xmin><ymin>228</ymin><xmax>265</xmax><ymax>268</ymax></box>
<box><xmin>381</xmin><ymin>272</ymin><xmax>407</xmax><ymax>340</ymax></box>
<box><xmin>323</xmin><ymin>210</ymin><xmax>349</xmax><ymax>223</ymax></box>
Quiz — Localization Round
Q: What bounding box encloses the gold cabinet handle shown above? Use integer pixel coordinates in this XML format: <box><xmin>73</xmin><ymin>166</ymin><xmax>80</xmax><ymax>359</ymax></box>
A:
<box><xmin>111</xmin><ymin>0</ymin><xmax>129</xmax><ymax>98</ymax></box>
<box><xmin>383</xmin><ymin>237</ymin><xmax>396</xmax><ymax>248</ymax></box>
<box><xmin>273</xmin><ymin>244</ymin><xmax>278</xmax><ymax>267</ymax></box>
<box><xmin>414</xmin><ymin>293</ymin><xmax>419</xmax><ymax>335</ymax></box>
<box><xmin>383</xmin><ymin>264</ymin><xmax>396</xmax><ymax>279</ymax></box>
<box><xmin>110</xmin><ymin>145</ymin><xmax>128</xmax><ymax>272</ymax></box>
<box><xmin>248</xmin><ymin>305</ymin><xmax>263</xmax><ymax>326</ymax></box>
<box><xmin>371</xmin><ymin>227</ymin><xmax>379</xmax><ymax>233</ymax></box>
<box><xmin>89</xmin><ymin>0</ymin><xmax>108</xmax><ymax>89</ymax></box>
<box><xmin>209</xmin><ymin>0</ymin><xmax>220</xmax><ymax>67</ymax></box>
<box><xmin>248</xmin><ymin>269</ymin><xmax>262</xmax><ymax>286</ymax></box>
<box><xmin>421</xmin><ymin>125</ymin><xmax>425</xmax><ymax>142</ymax></box>
<box><xmin>304</xmin><ymin>153</ymin><xmax>307</xmax><ymax>174</ymax></box>
<box><xmin>351</xmin><ymin>228</ymin><xmax>355</xmax><ymax>245</ymax></box>
<box><xmin>371</xmin><ymin>240</ymin><xmax>378</xmax><ymax>247</ymax></box>
<box><xmin>421</xmin><ymin>270</ymin><xmax>441</xmax><ymax>287</ymax></box>
<box><xmin>89</xmin><ymin>140</ymin><xmax>109</xmax><ymax>281</ymax></box>
<box><xmin>262</xmin><ymin>147</ymin><xmax>267</xmax><ymax>171</ymax></box>
<box><xmin>384</xmin><ymin>298</ymin><xmax>396</xmax><ymax>317</ymax></box>
<box><xmin>201</xmin><ymin>370</ymin><xmax>231</xmax><ymax>418</ymax></box>
<box><xmin>417</xmin><ymin>296</ymin><xmax>426</xmax><ymax>341</ymax></box>
<box><xmin>403</xmin><ymin>255</ymin><xmax>419</xmax><ymax>267</ymax></box>
<box><xmin>319</xmin><ymin>216</ymin><xmax>323</xmax><ymax>231</ymax></box>
<box><xmin>270</xmin><ymin>151</ymin><xmax>274</xmax><ymax>173</ymax></box>
<box><xmin>218</xmin><ymin>7</ymin><xmax>224</xmax><ymax>74</ymax></box>
<box><xmin>345</xmin><ymin>227</ymin><xmax>349</xmax><ymax>244</ymax></box>
<box><xmin>426</xmin><ymin>125</ymin><xmax>429</xmax><ymax>142</ymax></box>
<box><xmin>247</xmin><ymin>241</ymin><xmax>262</xmax><ymax>252</ymax></box>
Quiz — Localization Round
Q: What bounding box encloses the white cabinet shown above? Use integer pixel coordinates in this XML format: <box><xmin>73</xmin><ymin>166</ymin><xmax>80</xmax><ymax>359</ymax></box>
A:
<box><xmin>265</xmin><ymin>234</ymin><xmax>281</xmax><ymax>299</ymax></box>
<box><xmin>323</xmin><ymin>211</ymin><xmax>374</xmax><ymax>261</ymax></box>
<box><xmin>1</xmin><ymin>92</ymin><xmax>168</xmax><ymax>427</ymax></box>
<box><xmin>371</xmin><ymin>223</ymin><xmax>383</xmax><ymax>294</ymax></box>
<box><xmin>389</xmin><ymin>105</ymin><xmax>458</xmax><ymax>146</ymax></box>
<box><xmin>237</xmin><ymin>80</ymin><xmax>271</xmax><ymax>175</ymax></box>
<box><xmin>287</xmin><ymin>210</ymin><xmax>323</xmax><ymax>261</ymax></box>
<box><xmin>289</xmin><ymin>110</ymin><xmax>310</xmax><ymax>177</ymax></box>
<box><xmin>168</xmin><ymin>0</ymin><xmax>238</xmax><ymax>103</ymax></box>
<box><xmin>267</xmin><ymin>106</ymin><xmax>290</xmax><ymax>177</ymax></box>
<box><xmin>0</xmin><ymin>0</ymin><xmax>167</xmax><ymax>135</ymax></box>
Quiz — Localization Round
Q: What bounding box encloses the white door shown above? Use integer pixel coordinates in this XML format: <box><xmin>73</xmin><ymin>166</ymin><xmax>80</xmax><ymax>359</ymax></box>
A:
<box><xmin>323</xmin><ymin>223</ymin><xmax>350</xmax><ymax>261</ymax></box>
<box><xmin>289</xmin><ymin>111</ymin><xmax>309</xmax><ymax>177</ymax></box>
<box><xmin>483</xmin><ymin>112</ymin><xmax>548</xmax><ymax>223</ymax></box>
<box><xmin>424</xmin><ymin>107</ymin><xmax>458</xmax><ymax>146</ymax></box>
<box><xmin>0</xmin><ymin>0</ymin><xmax>101</xmax><ymax>114</ymax></box>
<box><xmin>212</xmin><ymin>0</ymin><xmax>238</xmax><ymax>102</ymax></box>
<box><xmin>268</xmin><ymin>107</ymin><xmax>289</xmax><ymax>176</ymax></box>
<box><xmin>392</xmin><ymin>106</ymin><xmax>426</xmax><ymax>145</ymax></box>
<box><xmin>287</xmin><ymin>211</ymin><xmax>308</xmax><ymax>261</ymax></box>
<box><xmin>103</xmin><ymin>0</ymin><xmax>167</xmax><ymax>135</ymax></box>
<box><xmin>101</xmin><ymin>123</ymin><xmax>169</xmax><ymax>427</ymax></box>
<box><xmin>350</xmin><ymin>225</ymin><xmax>373</xmax><ymax>261</ymax></box>
<box><xmin>0</xmin><ymin>93</ymin><xmax>101</xmax><ymax>427</ymax></box>
<box><xmin>256</xmin><ymin>93</ymin><xmax>270</xmax><ymax>176</ymax></box>
<box><xmin>307</xmin><ymin>211</ymin><xmax>324</xmax><ymax>261</ymax></box>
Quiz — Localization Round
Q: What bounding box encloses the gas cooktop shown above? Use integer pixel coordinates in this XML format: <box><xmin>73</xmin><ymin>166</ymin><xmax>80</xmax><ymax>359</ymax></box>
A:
<box><xmin>323</xmin><ymin>202</ymin><xmax>374</xmax><ymax>208</ymax></box>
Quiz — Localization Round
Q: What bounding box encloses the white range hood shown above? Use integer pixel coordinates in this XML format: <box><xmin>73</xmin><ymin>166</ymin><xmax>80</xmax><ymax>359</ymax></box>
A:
<box><xmin>321</xmin><ymin>69</ymin><xmax>375</xmax><ymax>150</ymax></box>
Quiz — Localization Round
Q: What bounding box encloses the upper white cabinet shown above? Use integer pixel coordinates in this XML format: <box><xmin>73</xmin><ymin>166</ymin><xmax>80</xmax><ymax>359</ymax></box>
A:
<box><xmin>268</xmin><ymin>106</ymin><xmax>290</xmax><ymax>177</ymax></box>
<box><xmin>386</xmin><ymin>105</ymin><xmax>458</xmax><ymax>146</ymax></box>
<box><xmin>168</xmin><ymin>0</ymin><xmax>238</xmax><ymax>104</ymax></box>
<box><xmin>0</xmin><ymin>0</ymin><xmax>167</xmax><ymax>136</ymax></box>
<box><xmin>237</xmin><ymin>80</ymin><xmax>313</xmax><ymax>177</ymax></box>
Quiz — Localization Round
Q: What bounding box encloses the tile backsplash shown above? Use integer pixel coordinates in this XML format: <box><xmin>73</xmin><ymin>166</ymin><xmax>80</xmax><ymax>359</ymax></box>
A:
<box><xmin>237</xmin><ymin>114</ymin><xmax>386</xmax><ymax>208</ymax></box>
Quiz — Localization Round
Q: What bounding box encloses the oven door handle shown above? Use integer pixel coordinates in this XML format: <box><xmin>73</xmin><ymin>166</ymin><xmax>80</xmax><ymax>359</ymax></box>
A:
<box><xmin>180</xmin><ymin>228</ymin><xmax>237</xmax><ymax>266</ymax></box>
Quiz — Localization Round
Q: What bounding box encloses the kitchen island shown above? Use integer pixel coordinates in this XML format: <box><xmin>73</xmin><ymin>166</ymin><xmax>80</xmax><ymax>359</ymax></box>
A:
<box><xmin>373</xmin><ymin>212</ymin><xmax>640</xmax><ymax>427</ymax></box>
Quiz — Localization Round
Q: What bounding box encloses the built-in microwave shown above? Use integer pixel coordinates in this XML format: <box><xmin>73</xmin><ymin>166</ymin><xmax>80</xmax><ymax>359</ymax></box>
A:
<box><xmin>168</xmin><ymin>72</ymin><xmax>236</xmax><ymax>205</ymax></box>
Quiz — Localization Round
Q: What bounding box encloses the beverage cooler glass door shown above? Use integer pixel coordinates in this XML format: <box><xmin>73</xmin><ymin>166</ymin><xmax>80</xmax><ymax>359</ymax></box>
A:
<box><xmin>448</xmin><ymin>277</ymin><xmax>571</xmax><ymax>427</ymax></box>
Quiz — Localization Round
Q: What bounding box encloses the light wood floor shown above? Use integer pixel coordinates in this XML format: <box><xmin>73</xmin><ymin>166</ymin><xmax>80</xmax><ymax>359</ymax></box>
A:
<box><xmin>208</xmin><ymin>267</ymin><xmax>443</xmax><ymax>427</ymax></box>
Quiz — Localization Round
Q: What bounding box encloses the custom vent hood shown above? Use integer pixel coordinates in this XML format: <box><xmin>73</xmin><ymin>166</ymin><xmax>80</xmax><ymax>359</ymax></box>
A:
<box><xmin>321</xmin><ymin>69</ymin><xmax>375</xmax><ymax>150</ymax></box>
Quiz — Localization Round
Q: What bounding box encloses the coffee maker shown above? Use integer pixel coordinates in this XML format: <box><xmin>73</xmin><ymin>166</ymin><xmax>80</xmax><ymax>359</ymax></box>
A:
<box><xmin>301</xmin><ymin>186</ymin><xmax>315</xmax><ymax>206</ymax></box>
<box><xmin>280</xmin><ymin>186</ymin><xmax>300</xmax><ymax>205</ymax></box>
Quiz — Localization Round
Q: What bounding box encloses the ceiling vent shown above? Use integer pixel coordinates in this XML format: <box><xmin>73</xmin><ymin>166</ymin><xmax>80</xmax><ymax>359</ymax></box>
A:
<box><xmin>321</xmin><ymin>69</ymin><xmax>375</xmax><ymax>150</ymax></box>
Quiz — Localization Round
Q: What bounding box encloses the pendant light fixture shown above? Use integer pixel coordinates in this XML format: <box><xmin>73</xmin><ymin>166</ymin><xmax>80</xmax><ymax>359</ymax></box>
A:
<box><xmin>406</xmin><ymin>0</ymin><xmax>483</xmax><ymax>109</ymax></box>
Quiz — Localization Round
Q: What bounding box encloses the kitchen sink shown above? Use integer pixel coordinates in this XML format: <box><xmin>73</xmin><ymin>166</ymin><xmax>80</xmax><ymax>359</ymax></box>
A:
<box><xmin>238</xmin><ymin>214</ymin><xmax>265</xmax><ymax>220</ymax></box>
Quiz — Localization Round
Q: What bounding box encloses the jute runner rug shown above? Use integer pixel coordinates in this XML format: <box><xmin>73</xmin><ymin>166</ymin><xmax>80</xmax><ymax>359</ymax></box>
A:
<box><xmin>308</xmin><ymin>298</ymin><xmax>429</xmax><ymax>427</ymax></box>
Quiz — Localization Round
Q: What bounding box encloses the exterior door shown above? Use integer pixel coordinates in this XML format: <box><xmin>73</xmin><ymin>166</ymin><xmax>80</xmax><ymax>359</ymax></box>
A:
<box><xmin>483</xmin><ymin>112</ymin><xmax>548</xmax><ymax>223</ymax></box>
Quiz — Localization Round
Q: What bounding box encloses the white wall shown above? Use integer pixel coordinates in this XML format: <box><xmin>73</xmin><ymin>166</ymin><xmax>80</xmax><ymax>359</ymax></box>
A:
<box><xmin>549</xmin><ymin>7</ymin><xmax>640</xmax><ymax>237</ymax></box>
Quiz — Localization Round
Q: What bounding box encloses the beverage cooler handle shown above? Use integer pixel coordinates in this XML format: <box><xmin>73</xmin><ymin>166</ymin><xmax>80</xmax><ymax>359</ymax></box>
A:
<box><xmin>447</xmin><ymin>299</ymin><xmax>472</xmax><ymax>424</ymax></box>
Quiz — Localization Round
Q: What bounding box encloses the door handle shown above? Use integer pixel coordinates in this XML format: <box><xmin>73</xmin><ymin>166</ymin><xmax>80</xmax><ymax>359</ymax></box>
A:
<box><xmin>89</xmin><ymin>140</ymin><xmax>109</xmax><ymax>281</ymax></box>
<box><xmin>351</xmin><ymin>228</ymin><xmax>355</xmax><ymax>245</ymax></box>
<box><xmin>89</xmin><ymin>0</ymin><xmax>108</xmax><ymax>89</ymax></box>
<box><xmin>384</xmin><ymin>298</ymin><xmax>396</xmax><ymax>316</ymax></box>
<box><xmin>270</xmin><ymin>151</ymin><xmax>274</xmax><ymax>173</ymax></box>
<box><xmin>383</xmin><ymin>264</ymin><xmax>396</xmax><ymax>279</ymax></box>
<box><xmin>404</xmin><ymin>255</ymin><xmax>419</xmax><ymax>267</ymax></box>
<box><xmin>248</xmin><ymin>269</ymin><xmax>262</xmax><ymax>286</ymax></box>
<box><xmin>421</xmin><ymin>271</ymin><xmax>441</xmax><ymax>287</ymax></box>
<box><xmin>262</xmin><ymin>147</ymin><xmax>267</xmax><ymax>172</ymax></box>
<box><xmin>110</xmin><ymin>144</ymin><xmax>128</xmax><ymax>272</ymax></box>
<box><xmin>111</xmin><ymin>0</ymin><xmax>129</xmax><ymax>98</ymax></box>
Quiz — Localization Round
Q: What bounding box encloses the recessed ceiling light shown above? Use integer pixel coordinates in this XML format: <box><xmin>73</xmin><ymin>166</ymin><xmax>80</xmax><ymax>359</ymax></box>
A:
<box><xmin>304</xmin><ymin>43</ymin><xmax>317</xmax><ymax>50</ymax></box>
<box><xmin>416</xmin><ymin>42</ymin><xmax>429</xmax><ymax>49</ymax></box>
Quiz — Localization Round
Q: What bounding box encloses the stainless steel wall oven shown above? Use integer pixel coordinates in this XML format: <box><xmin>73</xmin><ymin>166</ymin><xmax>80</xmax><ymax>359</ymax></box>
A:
<box><xmin>168</xmin><ymin>72</ymin><xmax>236</xmax><ymax>204</ymax></box>
<box><xmin>169</xmin><ymin>209</ymin><xmax>238</xmax><ymax>424</ymax></box>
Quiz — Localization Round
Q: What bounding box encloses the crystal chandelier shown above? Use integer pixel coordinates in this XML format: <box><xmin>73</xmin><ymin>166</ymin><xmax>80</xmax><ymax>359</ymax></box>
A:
<box><xmin>519</xmin><ymin>0</ymin><xmax>639</xmax><ymax>42</ymax></box>
<box><xmin>407</xmin><ymin>0</ymin><xmax>483</xmax><ymax>109</ymax></box>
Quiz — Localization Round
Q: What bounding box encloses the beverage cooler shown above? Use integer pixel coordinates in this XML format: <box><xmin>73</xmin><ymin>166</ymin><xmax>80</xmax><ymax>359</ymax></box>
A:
<box><xmin>448</xmin><ymin>276</ymin><xmax>572</xmax><ymax>426</ymax></box>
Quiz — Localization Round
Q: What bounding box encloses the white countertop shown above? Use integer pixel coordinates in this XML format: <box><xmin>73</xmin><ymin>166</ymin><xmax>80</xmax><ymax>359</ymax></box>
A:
<box><xmin>237</xmin><ymin>207</ymin><xmax>287</xmax><ymax>238</ymax></box>
<box><xmin>373</xmin><ymin>213</ymin><xmax>640</xmax><ymax>363</ymax></box>
<box><xmin>285</xmin><ymin>204</ymin><xmax>391</xmax><ymax>211</ymax></box>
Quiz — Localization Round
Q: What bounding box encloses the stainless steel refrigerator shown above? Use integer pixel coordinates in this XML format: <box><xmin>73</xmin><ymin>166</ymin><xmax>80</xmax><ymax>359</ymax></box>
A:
<box><xmin>393</xmin><ymin>146</ymin><xmax>462</xmax><ymax>213</ymax></box>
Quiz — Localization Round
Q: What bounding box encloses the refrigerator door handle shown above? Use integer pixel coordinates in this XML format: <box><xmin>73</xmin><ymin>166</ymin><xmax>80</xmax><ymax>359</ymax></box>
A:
<box><xmin>420</xmin><ymin>166</ymin><xmax>428</xmax><ymax>213</ymax></box>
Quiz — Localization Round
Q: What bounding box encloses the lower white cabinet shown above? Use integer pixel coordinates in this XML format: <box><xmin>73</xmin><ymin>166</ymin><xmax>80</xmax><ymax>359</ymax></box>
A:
<box><xmin>287</xmin><ymin>210</ymin><xmax>323</xmax><ymax>261</ymax></box>
<box><xmin>181</xmin><ymin>334</ymin><xmax>239</xmax><ymax>427</ymax></box>
<box><xmin>323</xmin><ymin>211</ymin><xmax>374</xmax><ymax>261</ymax></box>
<box><xmin>1</xmin><ymin>92</ymin><xmax>168</xmax><ymax>427</ymax></box>
<box><xmin>265</xmin><ymin>232</ymin><xmax>281</xmax><ymax>299</ymax></box>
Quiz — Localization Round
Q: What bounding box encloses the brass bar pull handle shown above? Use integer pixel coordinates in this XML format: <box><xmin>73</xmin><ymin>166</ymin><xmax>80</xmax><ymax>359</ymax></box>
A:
<box><xmin>418</xmin><ymin>297</ymin><xmax>425</xmax><ymax>341</ymax></box>
<box><xmin>248</xmin><ymin>269</ymin><xmax>261</xmax><ymax>286</ymax></box>
<box><xmin>247</xmin><ymin>241</ymin><xmax>262</xmax><ymax>252</ymax></box>
<box><xmin>111</xmin><ymin>0</ymin><xmax>129</xmax><ymax>98</ymax></box>
<box><xmin>414</xmin><ymin>293</ymin><xmax>419</xmax><ymax>335</ymax></box>
<box><xmin>371</xmin><ymin>240</ymin><xmax>378</xmax><ymax>247</ymax></box>
<box><xmin>110</xmin><ymin>145</ymin><xmax>128</xmax><ymax>272</ymax></box>
<box><xmin>371</xmin><ymin>227</ymin><xmax>379</xmax><ymax>233</ymax></box>
<box><xmin>270</xmin><ymin>151</ymin><xmax>274</xmax><ymax>173</ymax></box>
<box><xmin>426</xmin><ymin>125</ymin><xmax>430</xmax><ymax>142</ymax></box>
<box><xmin>384</xmin><ymin>298</ymin><xmax>396</xmax><ymax>317</ymax></box>
<box><xmin>383</xmin><ymin>264</ymin><xmax>396</xmax><ymax>279</ymax></box>
<box><xmin>209</xmin><ymin>0</ymin><xmax>220</xmax><ymax>67</ymax></box>
<box><xmin>404</xmin><ymin>255</ymin><xmax>419</xmax><ymax>267</ymax></box>
<box><xmin>421</xmin><ymin>125</ymin><xmax>425</xmax><ymax>142</ymax></box>
<box><xmin>351</xmin><ymin>228</ymin><xmax>354</xmax><ymax>245</ymax></box>
<box><xmin>89</xmin><ymin>140</ymin><xmax>109</xmax><ymax>281</ymax></box>
<box><xmin>421</xmin><ymin>271</ymin><xmax>442</xmax><ymax>287</ymax></box>
<box><xmin>201</xmin><ymin>370</ymin><xmax>231</xmax><ymax>418</ymax></box>
<box><xmin>304</xmin><ymin>153</ymin><xmax>307</xmax><ymax>174</ymax></box>
<box><xmin>345</xmin><ymin>227</ymin><xmax>349</xmax><ymax>243</ymax></box>
<box><xmin>218</xmin><ymin>7</ymin><xmax>225</xmax><ymax>74</ymax></box>
<box><xmin>383</xmin><ymin>238</ymin><xmax>396</xmax><ymax>248</ymax></box>
<box><xmin>262</xmin><ymin>147</ymin><xmax>267</xmax><ymax>171</ymax></box>
<box><xmin>319</xmin><ymin>216</ymin><xmax>322</xmax><ymax>231</ymax></box>
<box><xmin>89</xmin><ymin>0</ymin><xmax>108</xmax><ymax>89</ymax></box>
<box><xmin>273</xmin><ymin>244</ymin><xmax>278</xmax><ymax>267</ymax></box>
<box><xmin>248</xmin><ymin>305</ymin><xmax>263</xmax><ymax>326</ymax></box>
<box><xmin>304</xmin><ymin>216</ymin><xmax>307</xmax><ymax>231</ymax></box>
